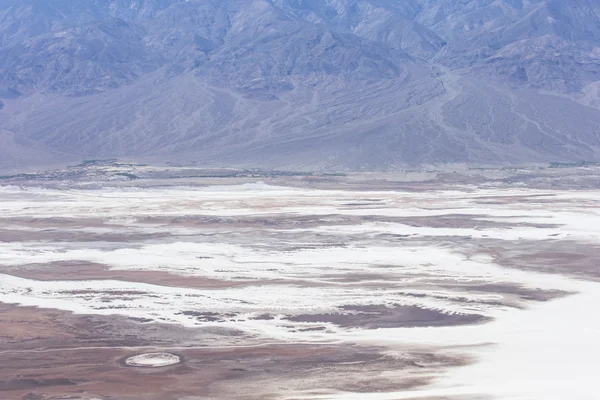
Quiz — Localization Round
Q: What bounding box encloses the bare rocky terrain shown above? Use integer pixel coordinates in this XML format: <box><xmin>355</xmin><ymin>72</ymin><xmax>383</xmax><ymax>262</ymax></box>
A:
<box><xmin>1</xmin><ymin>0</ymin><xmax>600</xmax><ymax>170</ymax></box>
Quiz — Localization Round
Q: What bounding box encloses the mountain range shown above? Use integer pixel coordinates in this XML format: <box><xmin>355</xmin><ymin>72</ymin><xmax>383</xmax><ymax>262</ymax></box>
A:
<box><xmin>1</xmin><ymin>0</ymin><xmax>600</xmax><ymax>170</ymax></box>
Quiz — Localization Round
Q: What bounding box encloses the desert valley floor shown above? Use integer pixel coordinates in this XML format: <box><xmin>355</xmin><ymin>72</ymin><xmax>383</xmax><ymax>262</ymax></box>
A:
<box><xmin>0</xmin><ymin>165</ymin><xmax>599</xmax><ymax>400</ymax></box>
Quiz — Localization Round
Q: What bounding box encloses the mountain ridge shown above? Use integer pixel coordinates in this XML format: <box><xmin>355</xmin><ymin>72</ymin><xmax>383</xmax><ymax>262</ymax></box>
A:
<box><xmin>1</xmin><ymin>0</ymin><xmax>600</xmax><ymax>170</ymax></box>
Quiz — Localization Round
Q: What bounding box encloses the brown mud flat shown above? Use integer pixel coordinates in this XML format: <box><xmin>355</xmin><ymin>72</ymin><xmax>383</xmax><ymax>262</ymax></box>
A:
<box><xmin>386</xmin><ymin>214</ymin><xmax>560</xmax><ymax>230</ymax></box>
<box><xmin>0</xmin><ymin>205</ymin><xmax>560</xmax><ymax>242</ymax></box>
<box><xmin>461</xmin><ymin>239</ymin><xmax>600</xmax><ymax>281</ymax></box>
<box><xmin>0</xmin><ymin>303</ymin><xmax>245</xmax><ymax>351</ymax></box>
<box><xmin>139</xmin><ymin>212</ymin><xmax>553</xmax><ymax>231</ymax></box>
<box><xmin>0</xmin><ymin>346</ymin><xmax>460</xmax><ymax>400</ymax></box>
<box><xmin>0</xmin><ymin>228</ymin><xmax>170</xmax><ymax>243</ymax></box>
<box><xmin>443</xmin><ymin>282</ymin><xmax>570</xmax><ymax>304</ymax></box>
<box><xmin>1</xmin><ymin>261</ymin><xmax>252</xmax><ymax>290</ymax></box>
<box><xmin>1</xmin><ymin>261</ymin><xmax>333</xmax><ymax>291</ymax></box>
<box><xmin>287</xmin><ymin>304</ymin><xmax>489</xmax><ymax>329</ymax></box>
<box><xmin>0</xmin><ymin>304</ymin><xmax>467</xmax><ymax>400</ymax></box>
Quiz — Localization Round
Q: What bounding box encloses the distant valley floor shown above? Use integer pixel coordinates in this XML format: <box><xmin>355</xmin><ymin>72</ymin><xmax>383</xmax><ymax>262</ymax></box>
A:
<box><xmin>0</xmin><ymin>167</ymin><xmax>599</xmax><ymax>399</ymax></box>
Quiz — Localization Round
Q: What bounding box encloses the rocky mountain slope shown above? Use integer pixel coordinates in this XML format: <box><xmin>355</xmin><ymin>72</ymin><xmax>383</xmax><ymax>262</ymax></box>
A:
<box><xmin>1</xmin><ymin>0</ymin><xmax>600</xmax><ymax>170</ymax></box>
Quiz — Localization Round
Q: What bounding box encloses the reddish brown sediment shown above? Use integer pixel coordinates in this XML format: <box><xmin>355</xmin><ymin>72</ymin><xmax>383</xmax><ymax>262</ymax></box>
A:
<box><xmin>0</xmin><ymin>303</ymin><xmax>466</xmax><ymax>400</ymax></box>
<box><xmin>1</xmin><ymin>261</ymin><xmax>251</xmax><ymax>290</ymax></box>
<box><xmin>461</xmin><ymin>239</ymin><xmax>600</xmax><ymax>281</ymax></box>
<box><xmin>287</xmin><ymin>304</ymin><xmax>489</xmax><ymax>329</ymax></box>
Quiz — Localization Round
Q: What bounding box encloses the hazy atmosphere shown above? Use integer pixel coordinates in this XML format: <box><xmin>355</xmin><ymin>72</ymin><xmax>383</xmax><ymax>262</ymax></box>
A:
<box><xmin>1</xmin><ymin>1</ymin><xmax>600</xmax><ymax>400</ymax></box>
<box><xmin>1</xmin><ymin>0</ymin><xmax>600</xmax><ymax>170</ymax></box>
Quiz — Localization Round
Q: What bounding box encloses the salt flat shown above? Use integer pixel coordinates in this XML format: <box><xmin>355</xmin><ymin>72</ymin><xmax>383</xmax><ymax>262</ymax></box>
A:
<box><xmin>0</xmin><ymin>169</ymin><xmax>598</xmax><ymax>399</ymax></box>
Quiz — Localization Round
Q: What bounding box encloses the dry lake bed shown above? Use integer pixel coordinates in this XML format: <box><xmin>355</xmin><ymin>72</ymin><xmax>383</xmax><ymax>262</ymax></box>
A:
<box><xmin>0</xmin><ymin>164</ymin><xmax>599</xmax><ymax>400</ymax></box>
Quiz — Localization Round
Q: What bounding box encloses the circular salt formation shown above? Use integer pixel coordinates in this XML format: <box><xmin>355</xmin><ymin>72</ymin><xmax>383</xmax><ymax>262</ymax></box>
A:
<box><xmin>125</xmin><ymin>352</ymin><xmax>181</xmax><ymax>368</ymax></box>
